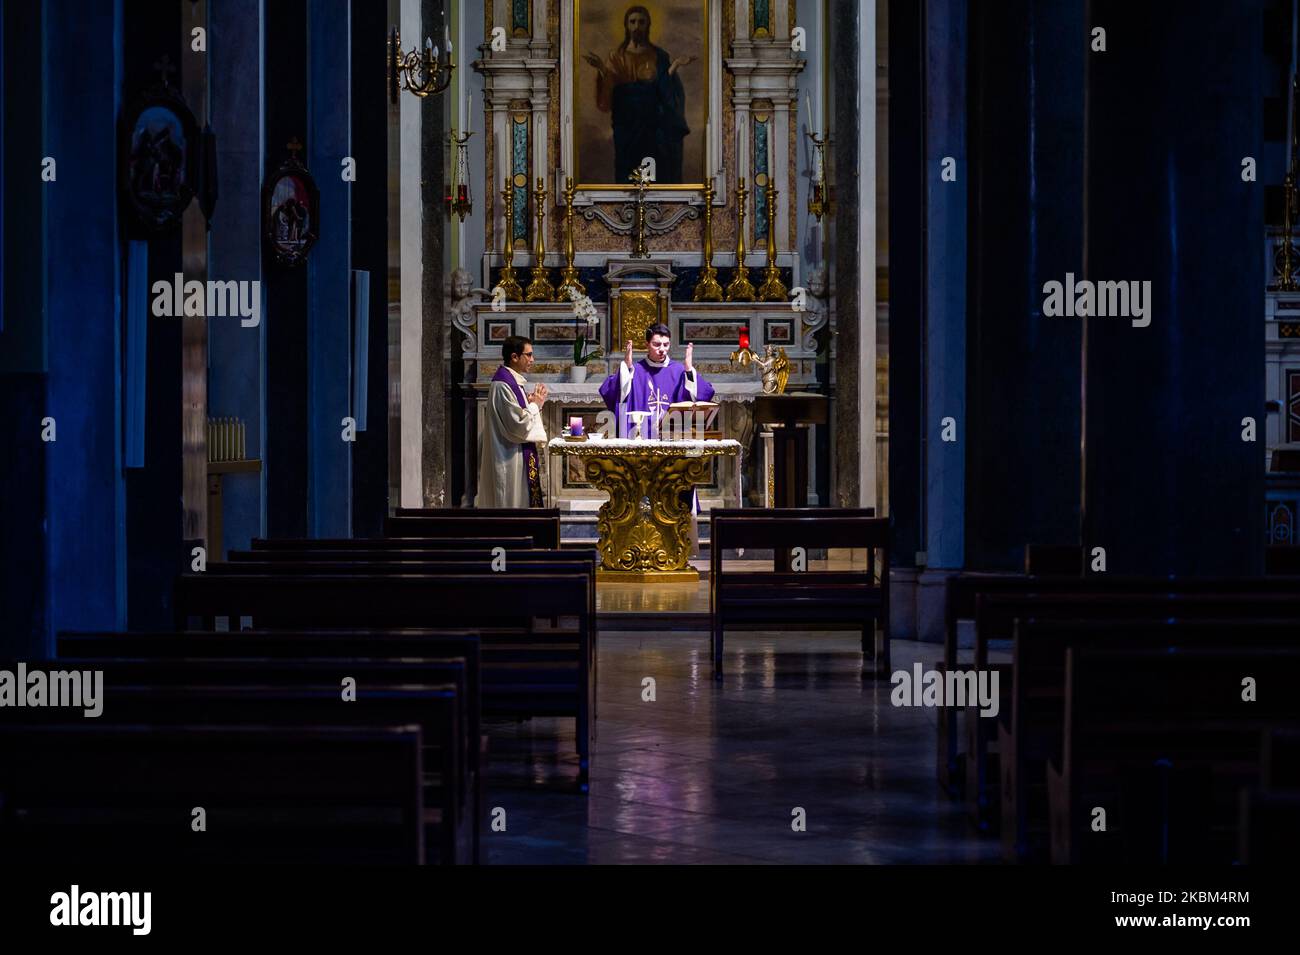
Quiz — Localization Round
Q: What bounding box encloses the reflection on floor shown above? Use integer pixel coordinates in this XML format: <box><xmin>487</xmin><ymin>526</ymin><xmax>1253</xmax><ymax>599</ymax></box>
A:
<box><xmin>595</xmin><ymin>556</ymin><xmax>874</xmax><ymax>617</ymax></box>
<box><xmin>483</xmin><ymin>631</ymin><xmax>1001</xmax><ymax>864</ymax></box>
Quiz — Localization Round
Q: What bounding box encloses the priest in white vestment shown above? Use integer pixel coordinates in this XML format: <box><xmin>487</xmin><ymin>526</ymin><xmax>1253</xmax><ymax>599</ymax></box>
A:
<box><xmin>475</xmin><ymin>335</ymin><xmax>549</xmax><ymax>507</ymax></box>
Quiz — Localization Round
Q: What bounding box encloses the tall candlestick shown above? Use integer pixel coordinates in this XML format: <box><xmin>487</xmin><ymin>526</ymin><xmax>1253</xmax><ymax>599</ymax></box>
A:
<box><xmin>726</xmin><ymin>178</ymin><xmax>756</xmax><ymax>302</ymax></box>
<box><xmin>692</xmin><ymin>177</ymin><xmax>724</xmax><ymax>301</ymax></box>
<box><xmin>525</xmin><ymin>177</ymin><xmax>556</xmax><ymax>302</ymax></box>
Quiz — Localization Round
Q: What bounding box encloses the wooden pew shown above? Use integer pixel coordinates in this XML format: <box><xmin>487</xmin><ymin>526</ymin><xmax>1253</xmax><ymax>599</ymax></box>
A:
<box><xmin>385</xmin><ymin>510</ymin><xmax>561</xmax><ymax>549</ymax></box>
<box><xmin>0</xmin><ymin>724</ymin><xmax>426</xmax><ymax>864</ymax></box>
<box><xmin>230</xmin><ymin>547</ymin><xmax>581</xmax><ymax>564</ymax></box>
<box><xmin>0</xmin><ymin>677</ymin><xmax>464</xmax><ymax>863</ymax></box>
<box><xmin>1047</xmin><ymin>646</ymin><xmax>1300</xmax><ymax>864</ymax></box>
<box><xmin>964</xmin><ymin>590</ymin><xmax>1300</xmax><ymax>828</ymax></box>
<box><xmin>249</xmin><ymin>536</ymin><xmax>535</xmax><ymax>552</ymax></box>
<box><xmin>1000</xmin><ymin>619</ymin><xmax>1300</xmax><ymax>862</ymax></box>
<box><xmin>57</xmin><ymin>655</ymin><xmax>477</xmax><ymax>857</ymax></box>
<box><xmin>171</xmin><ymin>573</ymin><xmax>596</xmax><ymax>788</ymax></box>
<box><xmin>938</xmin><ymin>573</ymin><xmax>1300</xmax><ymax>796</ymax></box>
<box><xmin>212</xmin><ymin>548</ymin><xmax>599</xmax><ymax>725</ymax></box>
<box><xmin>58</xmin><ymin>629</ymin><xmax>487</xmax><ymax>863</ymax></box>
<box><xmin>1237</xmin><ymin>790</ymin><xmax>1300</xmax><ymax>864</ymax></box>
<box><xmin>1238</xmin><ymin>729</ymin><xmax>1300</xmax><ymax>863</ymax></box>
<box><xmin>1262</xmin><ymin>727</ymin><xmax>1300</xmax><ymax>789</ymax></box>
<box><xmin>709</xmin><ymin>509</ymin><xmax>888</xmax><ymax>680</ymax></box>
<box><xmin>59</xmin><ymin>631</ymin><xmax>482</xmax><ymax>776</ymax></box>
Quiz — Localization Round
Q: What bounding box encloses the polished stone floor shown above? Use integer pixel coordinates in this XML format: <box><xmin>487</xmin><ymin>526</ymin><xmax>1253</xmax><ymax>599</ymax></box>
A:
<box><xmin>482</xmin><ymin>631</ymin><xmax>1002</xmax><ymax>864</ymax></box>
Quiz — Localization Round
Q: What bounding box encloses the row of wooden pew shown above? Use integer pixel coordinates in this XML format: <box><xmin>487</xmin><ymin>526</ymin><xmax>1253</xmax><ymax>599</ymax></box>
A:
<box><xmin>1</xmin><ymin>509</ymin><xmax>594</xmax><ymax>865</ymax></box>
<box><xmin>938</xmin><ymin>567</ymin><xmax>1300</xmax><ymax>863</ymax></box>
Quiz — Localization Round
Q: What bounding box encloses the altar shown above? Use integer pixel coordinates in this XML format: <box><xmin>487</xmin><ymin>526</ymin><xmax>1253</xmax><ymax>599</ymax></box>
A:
<box><xmin>457</xmin><ymin>295</ymin><xmax>826</xmax><ymax>519</ymax></box>
<box><xmin>548</xmin><ymin>437</ymin><xmax>742</xmax><ymax>581</ymax></box>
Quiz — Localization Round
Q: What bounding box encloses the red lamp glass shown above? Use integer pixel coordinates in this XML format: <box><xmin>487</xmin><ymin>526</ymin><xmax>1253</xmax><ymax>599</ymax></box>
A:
<box><xmin>738</xmin><ymin>328</ymin><xmax>750</xmax><ymax>350</ymax></box>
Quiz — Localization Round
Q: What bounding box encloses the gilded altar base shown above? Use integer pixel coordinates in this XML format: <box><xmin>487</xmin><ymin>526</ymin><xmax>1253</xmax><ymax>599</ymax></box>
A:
<box><xmin>548</xmin><ymin>438</ymin><xmax>741</xmax><ymax>582</ymax></box>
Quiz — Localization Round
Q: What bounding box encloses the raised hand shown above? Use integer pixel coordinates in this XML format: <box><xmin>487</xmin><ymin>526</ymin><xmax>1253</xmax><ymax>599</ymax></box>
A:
<box><xmin>684</xmin><ymin>342</ymin><xmax>694</xmax><ymax>372</ymax></box>
<box><xmin>625</xmin><ymin>339</ymin><xmax>635</xmax><ymax>369</ymax></box>
<box><xmin>583</xmin><ymin>51</ymin><xmax>606</xmax><ymax>73</ymax></box>
<box><xmin>668</xmin><ymin>55</ymin><xmax>696</xmax><ymax>76</ymax></box>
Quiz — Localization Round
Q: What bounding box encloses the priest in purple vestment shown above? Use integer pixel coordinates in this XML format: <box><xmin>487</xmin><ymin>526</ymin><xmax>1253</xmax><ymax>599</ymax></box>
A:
<box><xmin>598</xmin><ymin>322</ymin><xmax>715</xmax><ymax>439</ymax></box>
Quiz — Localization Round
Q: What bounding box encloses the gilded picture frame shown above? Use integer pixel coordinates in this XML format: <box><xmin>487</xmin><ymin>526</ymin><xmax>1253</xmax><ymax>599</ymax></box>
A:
<box><xmin>568</xmin><ymin>0</ymin><xmax>717</xmax><ymax>194</ymax></box>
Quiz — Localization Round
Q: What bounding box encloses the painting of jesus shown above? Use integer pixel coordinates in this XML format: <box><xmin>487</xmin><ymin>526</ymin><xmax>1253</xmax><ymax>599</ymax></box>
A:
<box><xmin>575</xmin><ymin>1</ymin><xmax>708</xmax><ymax>187</ymax></box>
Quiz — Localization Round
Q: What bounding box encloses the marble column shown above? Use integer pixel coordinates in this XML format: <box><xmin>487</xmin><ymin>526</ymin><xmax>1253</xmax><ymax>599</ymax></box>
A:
<box><xmin>42</xmin><ymin>0</ymin><xmax>127</xmax><ymax>646</ymax></box>
<box><xmin>421</xmin><ymin>0</ymin><xmax>449</xmax><ymax>506</ymax></box>
<box><xmin>830</xmin><ymin>0</ymin><xmax>876</xmax><ymax>509</ymax></box>
<box><xmin>209</xmin><ymin>0</ymin><xmax>265</xmax><ymax>552</ymax></box>
<box><xmin>963</xmin><ymin>0</ymin><xmax>1085</xmax><ymax>572</ymax></box>
<box><xmin>1082</xmin><ymin>0</ymin><xmax>1264</xmax><ymax>574</ymax></box>
<box><xmin>308</xmin><ymin>0</ymin><xmax>354</xmax><ymax>535</ymax></box>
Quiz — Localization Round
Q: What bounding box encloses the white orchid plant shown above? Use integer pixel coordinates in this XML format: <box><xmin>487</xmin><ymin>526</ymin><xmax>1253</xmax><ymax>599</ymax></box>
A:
<box><xmin>567</xmin><ymin>287</ymin><xmax>604</xmax><ymax>366</ymax></box>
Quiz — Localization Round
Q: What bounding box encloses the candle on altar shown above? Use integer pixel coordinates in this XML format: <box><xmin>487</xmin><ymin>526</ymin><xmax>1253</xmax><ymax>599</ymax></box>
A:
<box><xmin>767</xmin><ymin>124</ymin><xmax>776</xmax><ymax>184</ymax></box>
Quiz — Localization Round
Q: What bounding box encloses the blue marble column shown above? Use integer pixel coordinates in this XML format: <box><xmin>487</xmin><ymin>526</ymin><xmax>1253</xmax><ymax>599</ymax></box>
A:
<box><xmin>964</xmin><ymin>0</ymin><xmax>1085</xmax><ymax>571</ymax></box>
<box><xmin>1083</xmin><ymin>0</ymin><xmax>1264</xmax><ymax>575</ymax></box>
<box><xmin>42</xmin><ymin>0</ymin><xmax>126</xmax><ymax>646</ymax></box>
<box><xmin>921</xmin><ymin>0</ymin><xmax>967</xmax><ymax>572</ymax></box>
<box><xmin>0</xmin><ymin>0</ymin><xmax>49</xmax><ymax>657</ymax></box>
<box><xmin>307</xmin><ymin>0</ymin><xmax>353</xmax><ymax>536</ymax></box>
<box><xmin>209</xmin><ymin>0</ymin><xmax>265</xmax><ymax>553</ymax></box>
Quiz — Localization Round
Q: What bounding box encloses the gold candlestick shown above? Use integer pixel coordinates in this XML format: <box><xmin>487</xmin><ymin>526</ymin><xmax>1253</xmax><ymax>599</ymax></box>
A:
<box><xmin>496</xmin><ymin>177</ymin><xmax>524</xmax><ymax>301</ymax></box>
<box><xmin>525</xmin><ymin>177</ymin><xmax>556</xmax><ymax>302</ymax></box>
<box><xmin>1279</xmin><ymin>172</ymin><xmax>1299</xmax><ymax>292</ymax></box>
<box><xmin>757</xmin><ymin>181</ymin><xmax>788</xmax><ymax>301</ymax></box>
<box><xmin>692</xmin><ymin>177</ymin><xmax>724</xmax><ymax>301</ymax></box>
<box><xmin>556</xmin><ymin>176</ymin><xmax>586</xmax><ymax>299</ymax></box>
<box><xmin>725</xmin><ymin>177</ymin><xmax>756</xmax><ymax>302</ymax></box>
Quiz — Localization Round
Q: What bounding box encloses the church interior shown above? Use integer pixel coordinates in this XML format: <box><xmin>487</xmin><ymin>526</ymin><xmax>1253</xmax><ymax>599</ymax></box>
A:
<box><xmin>0</xmin><ymin>0</ymin><xmax>1295</xmax><ymax>902</ymax></box>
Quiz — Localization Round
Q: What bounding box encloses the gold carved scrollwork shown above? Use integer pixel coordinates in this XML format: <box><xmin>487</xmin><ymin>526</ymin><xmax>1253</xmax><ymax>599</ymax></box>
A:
<box><xmin>559</xmin><ymin>443</ymin><xmax>737</xmax><ymax>580</ymax></box>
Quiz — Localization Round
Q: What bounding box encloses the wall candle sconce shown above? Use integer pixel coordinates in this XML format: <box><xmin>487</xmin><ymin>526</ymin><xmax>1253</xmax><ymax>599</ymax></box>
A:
<box><xmin>388</xmin><ymin>26</ymin><xmax>455</xmax><ymax>102</ymax></box>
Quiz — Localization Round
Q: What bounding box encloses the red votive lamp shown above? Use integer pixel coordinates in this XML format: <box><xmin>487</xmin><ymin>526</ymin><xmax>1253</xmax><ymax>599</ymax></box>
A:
<box><xmin>738</xmin><ymin>328</ymin><xmax>750</xmax><ymax>350</ymax></box>
<box><xmin>569</xmin><ymin>416</ymin><xmax>584</xmax><ymax>436</ymax></box>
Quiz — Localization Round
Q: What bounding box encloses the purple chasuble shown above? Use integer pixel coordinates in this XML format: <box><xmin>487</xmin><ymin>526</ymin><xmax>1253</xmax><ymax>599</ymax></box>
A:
<box><xmin>598</xmin><ymin>359</ymin><xmax>715</xmax><ymax>439</ymax></box>
<box><xmin>491</xmin><ymin>365</ymin><xmax>544</xmax><ymax>507</ymax></box>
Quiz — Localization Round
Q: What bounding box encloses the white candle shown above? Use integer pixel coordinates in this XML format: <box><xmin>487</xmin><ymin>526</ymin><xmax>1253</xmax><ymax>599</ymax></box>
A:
<box><xmin>768</xmin><ymin>124</ymin><xmax>775</xmax><ymax>184</ymax></box>
<box><xmin>806</xmin><ymin>93</ymin><xmax>814</xmax><ymax>134</ymax></box>
<box><xmin>465</xmin><ymin>90</ymin><xmax>471</xmax><ymax>136</ymax></box>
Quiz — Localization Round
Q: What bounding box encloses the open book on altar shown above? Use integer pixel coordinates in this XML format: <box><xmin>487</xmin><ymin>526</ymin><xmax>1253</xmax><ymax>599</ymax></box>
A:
<box><xmin>664</xmin><ymin>401</ymin><xmax>722</xmax><ymax>440</ymax></box>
